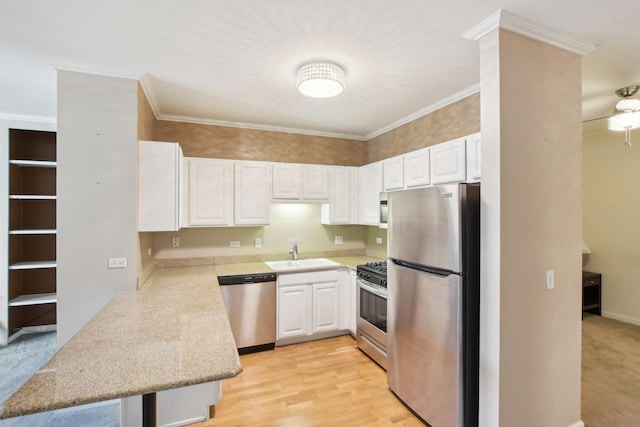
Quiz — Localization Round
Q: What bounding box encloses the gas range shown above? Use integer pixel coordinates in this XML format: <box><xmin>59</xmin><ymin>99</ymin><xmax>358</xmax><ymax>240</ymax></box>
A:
<box><xmin>356</xmin><ymin>261</ymin><xmax>388</xmax><ymax>288</ymax></box>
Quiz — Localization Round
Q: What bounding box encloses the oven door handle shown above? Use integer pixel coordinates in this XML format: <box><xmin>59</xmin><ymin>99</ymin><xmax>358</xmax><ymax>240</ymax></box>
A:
<box><xmin>357</xmin><ymin>278</ymin><xmax>388</xmax><ymax>299</ymax></box>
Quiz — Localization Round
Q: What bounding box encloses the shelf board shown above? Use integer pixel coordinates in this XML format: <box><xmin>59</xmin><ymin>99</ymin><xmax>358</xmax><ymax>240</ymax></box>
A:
<box><xmin>9</xmin><ymin>293</ymin><xmax>57</xmax><ymax>307</ymax></box>
<box><xmin>9</xmin><ymin>195</ymin><xmax>57</xmax><ymax>200</ymax></box>
<box><xmin>9</xmin><ymin>160</ymin><xmax>57</xmax><ymax>168</ymax></box>
<box><xmin>9</xmin><ymin>229</ymin><xmax>57</xmax><ymax>235</ymax></box>
<box><xmin>8</xmin><ymin>261</ymin><xmax>57</xmax><ymax>270</ymax></box>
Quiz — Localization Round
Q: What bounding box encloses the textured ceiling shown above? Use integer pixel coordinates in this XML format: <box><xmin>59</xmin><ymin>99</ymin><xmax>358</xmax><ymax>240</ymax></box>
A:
<box><xmin>1</xmin><ymin>0</ymin><xmax>640</xmax><ymax>139</ymax></box>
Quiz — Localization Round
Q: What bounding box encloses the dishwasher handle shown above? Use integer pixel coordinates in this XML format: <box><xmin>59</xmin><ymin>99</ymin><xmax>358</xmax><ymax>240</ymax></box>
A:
<box><xmin>217</xmin><ymin>273</ymin><xmax>277</xmax><ymax>285</ymax></box>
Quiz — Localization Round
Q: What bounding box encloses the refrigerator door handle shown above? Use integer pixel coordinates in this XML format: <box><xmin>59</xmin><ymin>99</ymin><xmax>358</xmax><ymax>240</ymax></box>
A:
<box><xmin>389</xmin><ymin>258</ymin><xmax>461</xmax><ymax>278</ymax></box>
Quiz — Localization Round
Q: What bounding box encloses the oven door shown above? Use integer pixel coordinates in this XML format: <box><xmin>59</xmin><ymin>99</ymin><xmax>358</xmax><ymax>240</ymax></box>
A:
<box><xmin>356</xmin><ymin>278</ymin><xmax>388</xmax><ymax>349</ymax></box>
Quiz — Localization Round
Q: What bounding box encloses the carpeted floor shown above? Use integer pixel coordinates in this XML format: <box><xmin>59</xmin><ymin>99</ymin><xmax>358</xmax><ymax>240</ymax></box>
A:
<box><xmin>581</xmin><ymin>314</ymin><xmax>640</xmax><ymax>427</ymax></box>
<box><xmin>0</xmin><ymin>332</ymin><xmax>120</xmax><ymax>427</ymax></box>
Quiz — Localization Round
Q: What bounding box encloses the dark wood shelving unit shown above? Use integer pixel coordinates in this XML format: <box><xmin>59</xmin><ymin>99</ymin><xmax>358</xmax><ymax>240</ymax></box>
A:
<box><xmin>6</xmin><ymin>129</ymin><xmax>57</xmax><ymax>340</ymax></box>
<box><xmin>582</xmin><ymin>271</ymin><xmax>602</xmax><ymax>319</ymax></box>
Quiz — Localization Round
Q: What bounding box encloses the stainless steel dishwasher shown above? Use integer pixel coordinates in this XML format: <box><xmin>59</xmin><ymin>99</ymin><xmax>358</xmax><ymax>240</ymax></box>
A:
<box><xmin>217</xmin><ymin>273</ymin><xmax>277</xmax><ymax>354</ymax></box>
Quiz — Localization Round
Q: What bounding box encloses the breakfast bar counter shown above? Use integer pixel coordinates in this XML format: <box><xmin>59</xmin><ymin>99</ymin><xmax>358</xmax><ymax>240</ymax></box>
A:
<box><xmin>0</xmin><ymin>265</ymin><xmax>242</xmax><ymax>420</ymax></box>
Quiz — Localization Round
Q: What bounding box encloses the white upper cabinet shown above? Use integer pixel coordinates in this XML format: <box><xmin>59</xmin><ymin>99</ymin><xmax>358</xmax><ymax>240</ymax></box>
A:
<box><xmin>302</xmin><ymin>165</ymin><xmax>329</xmax><ymax>200</ymax></box>
<box><xmin>403</xmin><ymin>147</ymin><xmax>431</xmax><ymax>188</ymax></box>
<box><xmin>272</xmin><ymin>163</ymin><xmax>329</xmax><ymax>202</ymax></box>
<box><xmin>359</xmin><ymin>161</ymin><xmax>383</xmax><ymax>226</ymax></box>
<box><xmin>139</xmin><ymin>141</ymin><xmax>183</xmax><ymax>232</ymax></box>
<box><xmin>234</xmin><ymin>161</ymin><xmax>271</xmax><ymax>225</ymax></box>
<box><xmin>430</xmin><ymin>137</ymin><xmax>467</xmax><ymax>185</ymax></box>
<box><xmin>466</xmin><ymin>132</ymin><xmax>481</xmax><ymax>182</ymax></box>
<box><xmin>321</xmin><ymin>166</ymin><xmax>358</xmax><ymax>225</ymax></box>
<box><xmin>272</xmin><ymin>163</ymin><xmax>301</xmax><ymax>200</ymax></box>
<box><xmin>188</xmin><ymin>158</ymin><xmax>233</xmax><ymax>226</ymax></box>
<box><xmin>383</xmin><ymin>155</ymin><xmax>404</xmax><ymax>191</ymax></box>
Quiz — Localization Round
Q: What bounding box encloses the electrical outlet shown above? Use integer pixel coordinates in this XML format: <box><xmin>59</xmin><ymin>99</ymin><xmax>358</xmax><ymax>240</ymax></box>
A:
<box><xmin>172</xmin><ymin>236</ymin><xmax>180</xmax><ymax>248</ymax></box>
<box><xmin>230</xmin><ymin>241</ymin><xmax>240</xmax><ymax>248</ymax></box>
<box><xmin>335</xmin><ymin>236</ymin><xmax>344</xmax><ymax>245</ymax></box>
<box><xmin>376</xmin><ymin>237</ymin><xmax>383</xmax><ymax>244</ymax></box>
<box><xmin>108</xmin><ymin>257</ymin><xmax>127</xmax><ymax>269</ymax></box>
<box><xmin>255</xmin><ymin>238</ymin><xmax>262</xmax><ymax>248</ymax></box>
<box><xmin>546</xmin><ymin>270</ymin><xmax>554</xmax><ymax>290</ymax></box>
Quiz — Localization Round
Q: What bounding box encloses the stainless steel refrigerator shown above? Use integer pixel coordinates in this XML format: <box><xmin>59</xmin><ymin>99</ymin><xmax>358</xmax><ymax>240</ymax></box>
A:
<box><xmin>387</xmin><ymin>183</ymin><xmax>480</xmax><ymax>427</ymax></box>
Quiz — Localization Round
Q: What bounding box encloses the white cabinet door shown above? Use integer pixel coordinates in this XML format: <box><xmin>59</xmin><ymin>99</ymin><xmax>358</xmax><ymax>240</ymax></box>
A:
<box><xmin>404</xmin><ymin>147</ymin><xmax>431</xmax><ymax>188</ymax></box>
<box><xmin>277</xmin><ymin>284</ymin><xmax>311</xmax><ymax>339</ymax></box>
<box><xmin>358</xmin><ymin>162</ymin><xmax>383</xmax><ymax>225</ymax></box>
<box><xmin>139</xmin><ymin>141</ymin><xmax>182</xmax><ymax>232</ymax></box>
<box><xmin>272</xmin><ymin>163</ymin><xmax>301</xmax><ymax>200</ymax></box>
<box><xmin>321</xmin><ymin>166</ymin><xmax>357</xmax><ymax>224</ymax></box>
<box><xmin>234</xmin><ymin>161</ymin><xmax>271</xmax><ymax>225</ymax></box>
<box><xmin>466</xmin><ymin>132</ymin><xmax>481</xmax><ymax>182</ymax></box>
<box><xmin>302</xmin><ymin>165</ymin><xmax>329</xmax><ymax>200</ymax></box>
<box><xmin>312</xmin><ymin>281</ymin><xmax>340</xmax><ymax>333</ymax></box>
<box><xmin>430</xmin><ymin>137</ymin><xmax>467</xmax><ymax>184</ymax></box>
<box><xmin>383</xmin><ymin>155</ymin><xmax>404</xmax><ymax>191</ymax></box>
<box><xmin>188</xmin><ymin>158</ymin><xmax>233</xmax><ymax>226</ymax></box>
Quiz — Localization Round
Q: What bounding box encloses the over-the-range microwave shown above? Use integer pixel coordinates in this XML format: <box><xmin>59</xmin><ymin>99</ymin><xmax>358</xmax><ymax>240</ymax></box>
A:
<box><xmin>379</xmin><ymin>192</ymin><xmax>388</xmax><ymax>229</ymax></box>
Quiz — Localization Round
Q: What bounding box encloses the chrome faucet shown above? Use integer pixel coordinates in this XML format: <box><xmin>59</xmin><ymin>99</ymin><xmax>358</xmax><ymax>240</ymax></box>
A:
<box><xmin>289</xmin><ymin>243</ymin><xmax>299</xmax><ymax>260</ymax></box>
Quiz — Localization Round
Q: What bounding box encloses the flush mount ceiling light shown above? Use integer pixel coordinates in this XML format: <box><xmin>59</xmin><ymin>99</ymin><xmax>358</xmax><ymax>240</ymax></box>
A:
<box><xmin>296</xmin><ymin>61</ymin><xmax>345</xmax><ymax>98</ymax></box>
<box><xmin>607</xmin><ymin>85</ymin><xmax>640</xmax><ymax>147</ymax></box>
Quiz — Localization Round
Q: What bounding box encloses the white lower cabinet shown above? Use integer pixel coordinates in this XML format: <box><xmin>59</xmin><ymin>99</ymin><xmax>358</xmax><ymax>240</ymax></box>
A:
<box><xmin>277</xmin><ymin>269</ymin><xmax>347</xmax><ymax>344</ymax></box>
<box><xmin>312</xmin><ymin>282</ymin><xmax>340</xmax><ymax>333</ymax></box>
<box><xmin>277</xmin><ymin>284</ymin><xmax>312</xmax><ymax>339</ymax></box>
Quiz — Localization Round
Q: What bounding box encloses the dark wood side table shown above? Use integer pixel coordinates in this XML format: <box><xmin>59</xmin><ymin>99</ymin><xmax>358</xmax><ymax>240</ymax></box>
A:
<box><xmin>582</xmin><ymin>271</ymin><xmax>602</xmax><ymax>319</ymax></box>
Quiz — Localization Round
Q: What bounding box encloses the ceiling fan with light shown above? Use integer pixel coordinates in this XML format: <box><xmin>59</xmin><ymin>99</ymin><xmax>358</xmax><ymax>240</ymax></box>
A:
<box><xmin>605</xmin><ymin>85</ymin><xmax>640</xmax><ymax>147</ymax></box>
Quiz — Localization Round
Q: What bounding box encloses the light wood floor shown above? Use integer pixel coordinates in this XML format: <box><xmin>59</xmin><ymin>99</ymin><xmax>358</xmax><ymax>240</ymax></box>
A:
<box><xmin>195</xmin><ymin>335</ymin><xmax>424</xmax><ymax>426</ymax></box>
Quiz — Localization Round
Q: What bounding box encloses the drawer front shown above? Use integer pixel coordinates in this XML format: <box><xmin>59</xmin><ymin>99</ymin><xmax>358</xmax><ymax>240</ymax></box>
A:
<box><xmin>583</xmin><ymin>276</ymin><xmax>601</xmax><ymax>287</ymax></box>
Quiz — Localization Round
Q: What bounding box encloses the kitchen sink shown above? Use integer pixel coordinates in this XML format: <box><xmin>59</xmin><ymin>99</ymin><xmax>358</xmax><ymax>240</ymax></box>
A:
<box><xmin>264</xmin><ymin>258</ymin><xmax>339</xmax><ymax>271</ymax></box>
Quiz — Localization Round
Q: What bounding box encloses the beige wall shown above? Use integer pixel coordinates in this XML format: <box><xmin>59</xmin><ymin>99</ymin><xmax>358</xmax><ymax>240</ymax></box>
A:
<box><xmin>137</xmin><ymin>83</ymin><xmax>157</xmax><ymax>283</ymax></box>
<box><xmin>583</xmin><ymin>129</ymin><xmax>640</xmax><ymax>325</ymax></box>
<box><xmin>153</xmin><ymin>203</ymin><xmax>367</xmax><ymax>259</ymax></box>
<box><xmin>58</xmin><ymin>71</ymin><xmax>139</xmax><ymax>346</ymax></box>
<box><xmin>154</xmin><ymin>120</ymin><xmax>367</xmax><ymax>166</ymax></box>
<box><xmin>137</xmin><ymin>85</ymin><xmax>476</xmax><ymax>262</ymax></box>
<box><xmin>367</xmin><ymin>93</ymin><xmax>480</xmax><ymax>163</ymax></box>
<box><xmin>479</xmin><ymin>29</ymin><xmax>582</xmax><ymax>426</ymax></box>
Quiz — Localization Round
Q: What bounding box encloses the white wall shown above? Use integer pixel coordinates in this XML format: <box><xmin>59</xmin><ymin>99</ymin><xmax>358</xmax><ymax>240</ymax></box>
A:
<box><xmin>479</xmin><ymin>29</ymin><xmax>583</xmax><ymax>427</ymax></box>
<box><xmin>583</xmin><ymin>129</ymin><xmax>640</xmax><ymax>325</ymax></box>
<box><xmin>57</xmin><ymin>71</ymin><xmax>138</xmax><ymax>346</ymax></box>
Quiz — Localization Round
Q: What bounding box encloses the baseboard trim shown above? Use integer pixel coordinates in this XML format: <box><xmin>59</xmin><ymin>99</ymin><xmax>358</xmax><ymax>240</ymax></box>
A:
<box><xmin>602</xmin><ymin>311</ymin><xmax>640</xmax><ymax>326</ymax></box>
<box><xmin>567</xmin><ymin>421</ymin><xmax>584</xmax><ymax>427</ymax></box>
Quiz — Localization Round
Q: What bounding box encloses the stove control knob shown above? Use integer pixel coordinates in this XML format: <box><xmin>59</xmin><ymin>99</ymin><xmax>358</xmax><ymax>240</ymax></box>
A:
<box><xmin>381</xmin><ymin>279</ymin><xmax>387</xmax><ymax>286</ymax></box>
<box><xmin>366</xmin><ymin>274</ymin><xmax>371</xmax><ymax>280</ymax></box>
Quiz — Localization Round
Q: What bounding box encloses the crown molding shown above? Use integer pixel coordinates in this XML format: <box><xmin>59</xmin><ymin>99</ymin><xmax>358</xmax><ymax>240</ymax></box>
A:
<box><xmin>0</xmin><ymin>112</ymin><xmax>56</xmax><ymax>125</ymax></box>
<box><xmin>463</xmin><ymin>9</ymin><xmax>598</xmax><ymax>55</ymax></box>
<box><xmin>139</xmin><ymin>74</ymin><xmax>161</xmax><ymax>119</ymax></box>
<box><xmin>364</xmin><ymin>84</ymin><xmax>480</xmax><ymax>140</ymax></box>
<box><xmin>157</xmin><ymin>113</ymin><xmax>366</xmax><ymax>141</ymax></box>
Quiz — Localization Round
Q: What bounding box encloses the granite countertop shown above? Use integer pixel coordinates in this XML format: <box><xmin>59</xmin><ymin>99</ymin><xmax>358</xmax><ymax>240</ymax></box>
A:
<box><xmin>0</xmin><ymin>265</ymin><xmax>242</xmax><ymax>419</ymax></box>
<box><xmin>1</xmin><ymin>255</ymin><xmax>384</xmax><ymax>419</ymax></box>
<box><xmin>214</xmin><ymin>256</ymin><xmax>384</xmax><ymax>276</ymax></box>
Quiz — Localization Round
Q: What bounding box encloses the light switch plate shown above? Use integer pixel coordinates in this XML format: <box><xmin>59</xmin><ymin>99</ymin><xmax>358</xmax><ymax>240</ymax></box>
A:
<box><xmin>546</xmin><ymin>270</ymin><xmax>554</xmax><ymax>290</ymax></box>
<box><xmin>255</xmin><ymin>238</ymin><xmax>262</xmax><ymax>248</ymax></box>
<box><xmin>335</xmin><ymin>236</ymin><xmax>343</xmax><ymax>245</ymax></box>
<box><xmin>230</xmin><ymin>241</ymin><xmax>240</xmax><ymax>248</ymax></box>
<box><xmin>376</xmin><ymin>237</ymin><xmax>383</xmax><ymax>244</ymax></box>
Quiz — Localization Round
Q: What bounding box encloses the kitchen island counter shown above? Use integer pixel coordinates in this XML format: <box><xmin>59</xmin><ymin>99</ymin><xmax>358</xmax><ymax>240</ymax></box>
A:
<box><xmin>0</xmin><ymin>265</ymin><xmax>242</xmax><ymax>419</ymax></box>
